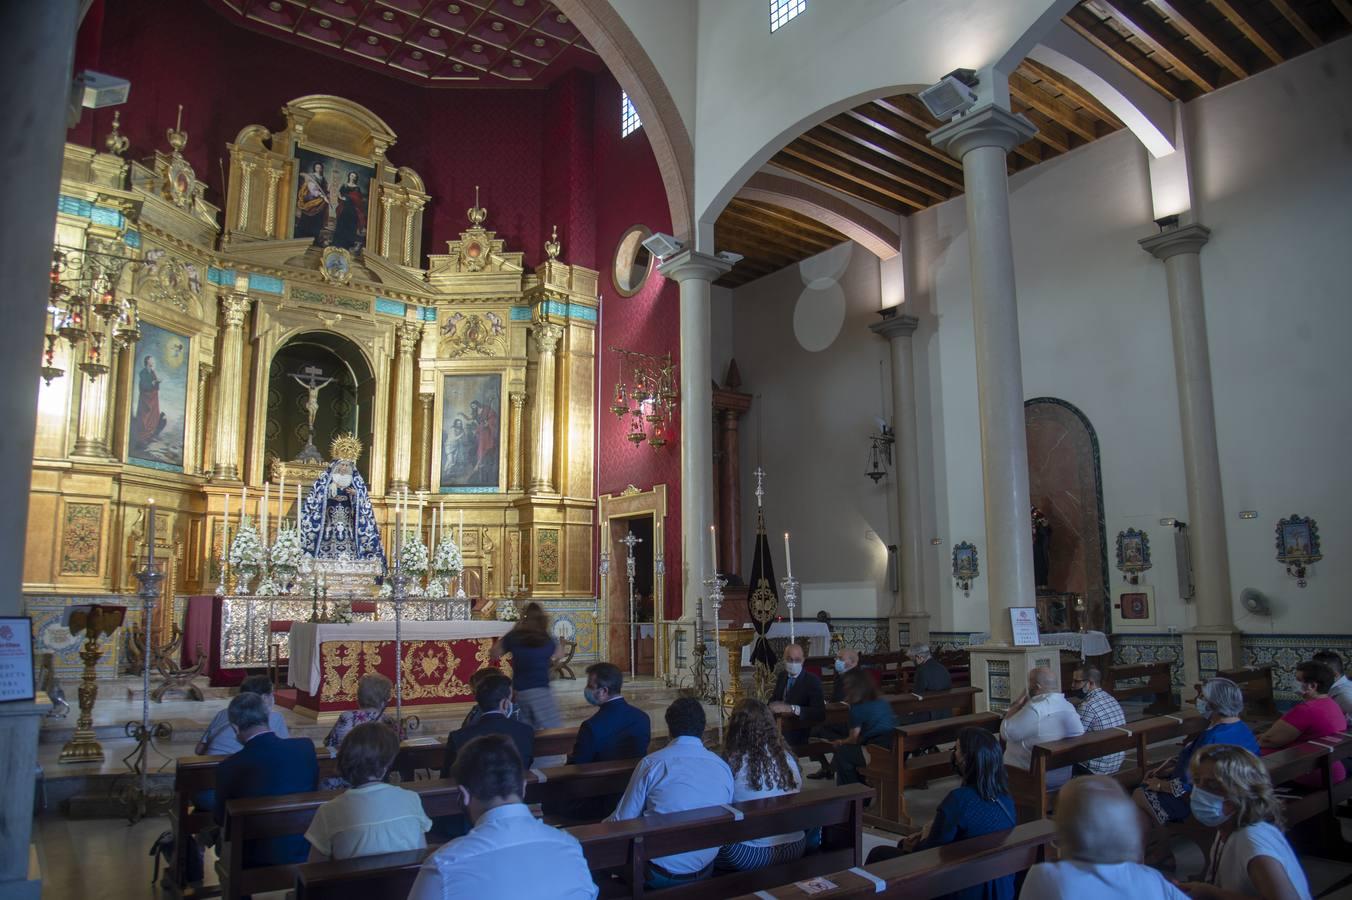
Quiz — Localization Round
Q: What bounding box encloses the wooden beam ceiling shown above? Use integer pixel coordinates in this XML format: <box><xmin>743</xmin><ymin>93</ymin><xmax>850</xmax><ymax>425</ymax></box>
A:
<box><xmin>712</xmin><ymin>0</ymin><xmax>1350</xmax><ymax>291</ymax></box>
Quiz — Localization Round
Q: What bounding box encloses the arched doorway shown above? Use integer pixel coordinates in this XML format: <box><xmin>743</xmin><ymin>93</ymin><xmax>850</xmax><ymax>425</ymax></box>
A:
<box><xmin>266</xmin><ymin>332</ymin><xmax>375</xmax><ymax>477</ymax></box>
<box><xmin>1024</xmin><ymin>398</ymin><xmax>1110</xmax><ymax>633</ymax></box>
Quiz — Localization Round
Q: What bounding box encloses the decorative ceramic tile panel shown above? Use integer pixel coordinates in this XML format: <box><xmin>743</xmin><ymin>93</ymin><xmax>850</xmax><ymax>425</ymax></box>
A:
<box><xmin>832</xmin><ymin>618</ymin><xmax>890</xmax><ymax>653</ymax></box>
<box><xmin>1197</xmin><ymin>640</ymin><xmax>1219</xmax><ymax>681</ymax></box>
<box><xmin>1111</xmin><ymin>633</ymin><xmax>1186</xmax><ymax>693</ymax></box>
<box><xmin>537</xmin><ymin>529</ymin><xmax>560</xmax><ymax>584</ymax></box>
<box><xmin>60</xmin><ymin>503</ymin><xmax>103</xmax><ymax>576</ymax></box>
<box><xmin>1241</xmin><ymin>634</ymin><xmax>1352</xmax><ymax>699</ymax></box>
<box><xmin>26</xmin><ymin>594</ymin><xmax>127</xmax><ymax>679</ymax></box>
<box><xmin>988</xmin><ymin>659</ymin><xmax>1012</xmax><ymax>712</ymax></box>
<box><xmin>534</xmin><ymin>598</ymin><xmax>599</xmax><ymax>661</ymax></box>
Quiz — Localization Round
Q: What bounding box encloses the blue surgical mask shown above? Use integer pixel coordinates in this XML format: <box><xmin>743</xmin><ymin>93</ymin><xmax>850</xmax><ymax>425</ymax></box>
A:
<box><xmin>1189</xmin><ymin>786</ymin><xmax>1230</xmax><ymax>826</ymax></box>
<box><xmin>834</xmin><ymin>659</ymin><xmax>847</xmax><ymax>674</ymax></box>
<box><xmin>584</xmin><ymin>687</ymin><xmax>600</xmax><ymax>706</ymax></box>
<box><xmin>785</xmin><ymin>661</ymin><xmax>803</xmax><ymax>677</ymax></box>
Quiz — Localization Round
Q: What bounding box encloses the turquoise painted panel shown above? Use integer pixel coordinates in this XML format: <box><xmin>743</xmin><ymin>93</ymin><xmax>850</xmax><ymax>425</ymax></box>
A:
<box><xmin>90</xmin><ymin>206</ymin><xmax>124</xmax><ymax>229</ymax></box>
<box><xmin>439</xmin><ymin>486</ymin><xmax>498</xmax><ymax>494</ymax></box>
<box><xmin>510</xmin><ymin>306</ymin><xmax>533</xmax><ymax>321</ymax></box>
<box><xmin>208</xmin><ymin>266</ymin><xmax>235</xmax><ymax>286</ymax></box>
<box><xmin>419</xmin><ymin>306</ymin><xmax>438</xmax><ymax>322</ymax></box>
<box><xmin>248</xmin><ymin>273</ymin><xmax>285</xmax><ymax>295</ymax></box>
<box><xmin>567</xmin><ymin>303</ymin><xmax>598</xmax><ymax>323</ymax></box>
<box><xmin>124</xmin><ymin>231</ymin><xmax>142</xmax><ymax>249</ymax></box>
<box><xmin>374</xmin><ymin>297</ymin><xmax>407</xmax><ymax>317</ymax></box>
<box><xmin>57</xmin><ymin>195</ymin><xmax>93</xmax><ymax>218</ymax></box>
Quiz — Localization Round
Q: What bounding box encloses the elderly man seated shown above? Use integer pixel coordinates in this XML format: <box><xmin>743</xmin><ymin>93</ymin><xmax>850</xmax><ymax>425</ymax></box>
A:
<box><xmin>900</xmin><ymin>644</ymin><xmax>953</xmax><ymax>726</ymax></box>
<box><xmin>1067</xmin><ymin>665</ymin><xmax>1127</xmax><ymax>776</ymax></box>
<box><xmin>1019</xmin><ymin>776</ymin><xmax>1188</xmax><ymax>898</ymax></box>
<box><xmin>1000</xmin><ymin>666</ymin><xmax>1084</xmax><ymax>789</ymax></box>
<box><xmin>807</xmin><ymin>647</ymin><xmax>861</xmax><ymax>779</ymax></box>
<box><xmin>768</xmin><ymin>642</ymin><xmax>826</xmax><ymax>747</ymax></box>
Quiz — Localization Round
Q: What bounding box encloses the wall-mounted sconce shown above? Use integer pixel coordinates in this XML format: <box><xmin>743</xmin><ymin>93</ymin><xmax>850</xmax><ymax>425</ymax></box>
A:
<box><xmin>930</xmin><ymin>538</ymin><xmax>943</xmax><ymax>546</ymax></box>
<box><xmin>865</xmin><ymin>422</ymin><xmax>894</xmax><ymax>483</ymax></box>
<box><xmin>1238</xmin><ymin>510</ymin><xmax>1258</xmax><ymax>520</ymax></box>
<box><xmin>1158</xmin><ymin>517</ymin><xmax>1177</xmax><ymax>527</ymax></box>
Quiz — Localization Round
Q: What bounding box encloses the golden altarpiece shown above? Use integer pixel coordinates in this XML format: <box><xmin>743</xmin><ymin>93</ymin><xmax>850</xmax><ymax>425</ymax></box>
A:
<box><xmin>26</xmin><ymin>96</ymin><xmax>600</xmax><ymax>677</ymax></box>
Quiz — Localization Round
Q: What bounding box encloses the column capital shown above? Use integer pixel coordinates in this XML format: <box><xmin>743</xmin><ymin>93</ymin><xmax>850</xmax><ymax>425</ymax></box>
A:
<box><xmin>220</xmin><ymin>292</ymin><xmax>253</xmax><ymax>328</ymax></box>
<box><xmin>658</xmin><ymin>248</ymin><xmax>733</xmax><ymax>285</ymax></box>
<box><xmin>395</xmin><ymin>319</ymin><xmax>423</xmax><ymax>351</ymax></box>
<box><xmin>532</xmin><ymin>322</ymin><xmax>564</xmax><ymax>354</ymax></box>
<box><xmin>1139</xmin><ymin>222</ymin><xmax>1211</xmax><ymax>260</ymax></box>
<box><xmin>928</xmin><ymin>104</ymin><xmax>1038</xmax><ymax>161</ymax></box>
<box><xmin>869</xmin><ymin>308</ymin><xmax>920</xmax><ymax>340</ymax></box>
<box><xmin>509</xmin><ymin>391</ymin><xmax>527</xmax><ymax>410</ymax></box>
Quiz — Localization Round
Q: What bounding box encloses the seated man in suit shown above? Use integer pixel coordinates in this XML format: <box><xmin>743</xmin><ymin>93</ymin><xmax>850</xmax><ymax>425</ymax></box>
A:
<box><xmin>213</xmin><ymin>692</ymin><xmax>319</xmax><ymax>868</ymax></box>
<box><xmin>443</xmin><ymin>673</ymin><xmax>534</xmax><ymax>777</ymax></box>
<box><xmin>808</xmin><ymin>647</ymin><xmax>860</xmax><ymax>779</ymax></box>
<box><xmin>900</xmin><ymin>643</ymin><xmax>954</xmax><ymax>725</ymax></box>
<box><xmin>767</xmin><ymin>641</ymin><xmax>825</xmax><ymax>746</ymax></box>
<box><xmin>568</xmin><ymin>662</ymin><xmax>651</xmax><ymax>765</ymax></box>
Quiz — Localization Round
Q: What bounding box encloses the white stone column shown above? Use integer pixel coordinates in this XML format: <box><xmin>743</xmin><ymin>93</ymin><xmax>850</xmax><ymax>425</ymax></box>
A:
<box><xmin>389</xmin><ymin>320</ymin><xmax>421</xmax><ymax>493</ymax></box>
<box><xmin>931</xmin><ymin>105</ymin><xmax>1053</xmax><ymax>712</ymax></box>
<box><xmin>528</xmin><ymin>322</ymin><xmax>564</xmax><ymax>494</ymax></box>
<box><xmin>1139</xmin><ymin>223</ymin><xmax>1241</xmax><ymax>686</ymax></box>
<box><xmin>0</xmin><ymin>10</ymin><xmax>81</xmax><ymax>899</ymax></box>
<box><xmin>659</xmin><ymin>249</ymin><xmax>732</xmax><ymax>622</ymax></box>
<box><xmin>870</xmin><ymin>310</ymin><xmax>929</xmax><ymax>647</ymax></box>
<box><xmin>212</xmin><ymin>289</ymin><xmax>253</xmax><ymax>480</ymax></box>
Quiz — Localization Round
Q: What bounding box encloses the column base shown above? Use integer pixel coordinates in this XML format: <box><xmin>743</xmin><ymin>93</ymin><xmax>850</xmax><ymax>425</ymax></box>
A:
<box><xmin>889</xmin><ymin>613</ymin><xmax>930</xmax><ymax>650</ymax></box>
<box><xmin>212</xmin><ymin>464</ymin><xmax>239</xmax><ymax>480</ymax></box>
<box><xmin>389</xmin><ymin>479</ymin><xmax>410</xmax><ymax>494</ymax></box>
<box><xmin>70</xmin><ymin>440</ymin><xmax>110</xmax><ymax>458</ymax></box>
<box><xmin>967</xmin><ymin>643</ymin><xmax>1065</xmax><ymax>713</ymax></box>
<box><xmin>1181</xmin><ymin>627</ymin><xmax>1243</xmax><ymax>694</ymax></box>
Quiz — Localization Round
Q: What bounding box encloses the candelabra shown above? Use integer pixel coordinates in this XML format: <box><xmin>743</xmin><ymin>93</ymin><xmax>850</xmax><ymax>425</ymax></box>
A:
<box><xmin>703</xmin><ymin>570</ymin><xmax>728</xmax><ymax>742</ymax></box>
<box><xmin>122</xmin><ymin>559</ymin><xmax>173</xmax><ymax>822</ymax></box>
<box><xmin>780</xmin><ymin>574</ymin><xmax>800</xmax><ymax>644</ymax></box>
<box><xmin>387</xmin><ymin>549</ymin><xmax>411</xmax><ymax>732</ymax></box>
<box><xmin>621</xmin><ymin>532</ymin><xmax>641</xmax><ymax>679</ymax></box>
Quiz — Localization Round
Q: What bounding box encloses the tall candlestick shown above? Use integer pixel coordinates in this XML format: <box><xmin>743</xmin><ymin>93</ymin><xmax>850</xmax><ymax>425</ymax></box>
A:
<box><xmin>710</xmin><ymin>524</ymin><xmax>718</xmax><ymax>573</ymax></box>
<box><xmin>240</xmin><ymin>484</ymin><xmax>247</xmax><ymax>524</ymax></box>
<box><xmin>146</xmin><ymin>499</ymin><xmax>156</xmax><ymax>571</ymax></box>
<box><xmin>784</xmin><ymin>532</ymin><xmax>794</xmax><ymax>578</ymax></box>
<box><xmin>416</xmin><ymin>493</ymin><xmax>423</xmax><ymax>534</ymax></box>
<box><xmin>222</xmin><ymin>494</ymin><xmax>230</xmax><ymax>553</ymax></box>
<box><xmin>262</xmin><ymin>482</ymin><xmax>270</xmax><ymax>543</ymax></box>
<box><xmin>296</xmin><ymin>483</ymin><xmax>302</xmax><ymax>530</ymax></box>
<box><xmin>279</xmin><ymin>472</ymin><xmax>286</xmax><ymax>530</ymax></box>
<box><xmin>440</xmin><ymin>501</ymin><xmax>446</xmax><ymax>542</ymax></box>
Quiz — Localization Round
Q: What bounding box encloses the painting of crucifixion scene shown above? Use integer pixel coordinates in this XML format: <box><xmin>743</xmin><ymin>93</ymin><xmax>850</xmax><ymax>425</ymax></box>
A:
<box><xmin>440</xmin><ymin>373</ymin><xmax>502</xmax><ymax>490</ymax></box>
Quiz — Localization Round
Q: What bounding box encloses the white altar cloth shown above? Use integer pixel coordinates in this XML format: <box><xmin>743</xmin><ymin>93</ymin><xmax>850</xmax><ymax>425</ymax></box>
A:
<box><xmin>740</xmin><ymin>621</ymin><xmax>832</xmax><ymax>665</ymax></box>
<box><xmin>288</xmin><ymin>620</ymin><xmax>512</xmax><ymax>695</ymax></box>
<box><xmin>966</xmin><ymin>629</ymin><xmax>1112</xmax><ymax>659</ymax></box>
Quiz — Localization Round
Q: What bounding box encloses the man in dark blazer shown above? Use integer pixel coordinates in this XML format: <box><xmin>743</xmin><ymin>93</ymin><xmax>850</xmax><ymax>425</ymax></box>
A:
<box><xmin>903</xmin><ymin>643</ymin><xmax>954</xmax><ymax>724</ymax></box>
<box><xmin>768</xmin><ymin>642</ymin><xmax>826</xmax><ymax>746</ymax></box>
<box><xmin>568</xmin><ymin>662</ymin><xmax>651</xmax><ymax>765</ymax></box>
<box><xmin>213</xmin><ymin>692</ymin><xmax>318</xmax><ymax>868</ymax></box>
<box><xmin>442</xmin><ymin>673</ymin><xmax>535</xmax><ymax>777</ymax></box>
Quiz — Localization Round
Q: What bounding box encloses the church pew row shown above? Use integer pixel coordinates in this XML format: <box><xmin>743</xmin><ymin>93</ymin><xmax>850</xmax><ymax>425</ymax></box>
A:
<box><xmin>778</xmin><ymin>686</ymin><xmax>983</xmax><ymax>756</ymax></box>
<box><xmin>728</xmin><ymin>819</ymin><xmax>1057</xmax><ymax>899</ymax></box>
<box><xmin>164</xmin><ymin>727</ymin><xmax>581</xmax><ymax>896</ymax></box>
<box><xmin>1102</xmin><ymin>661</ymin><xmax>1178</xmax><ymax>714</ymax></box>
<box><xmin>292</xmin><ymin>784</ymin><xmax>874</xmax><ymax>900</ymax></box>
<box><xmin>218</xmin><ymin>758</ymin><xmax>640</xmax><ymax>900</ymax></box>
<box><xmin>1211</xmin><ymin>665</ymin><xmax>1279</xmax><ymax>721</ymax></box>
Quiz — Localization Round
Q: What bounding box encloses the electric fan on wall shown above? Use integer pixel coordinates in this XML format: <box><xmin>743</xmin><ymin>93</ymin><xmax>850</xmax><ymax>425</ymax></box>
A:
<box><xmin>1240</xmin><ymin>587</ymin><xmax>1272</xmax><ymax>617</ymax></box>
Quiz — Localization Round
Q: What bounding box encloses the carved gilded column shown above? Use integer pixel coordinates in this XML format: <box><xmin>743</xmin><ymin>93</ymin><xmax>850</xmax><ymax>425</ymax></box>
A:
<box><xmin>528</xmin><ymin>324</ymin><xmax>563</xmax><ymax>494</ymax></box>
<box><xmin>403</xmin><ymin>198</ymin><xmax>425</xmax><ymax>266</ymax></box>
<box><xmin>263</xmin><ymin>168</ymin><xmax>281</xmax><ymax>236</ymax></box>
<box><xmin>71</xmin><ymin>321</ymin><xmax>115</xmax><ymax>457</ymax></box>
<box><xmin>196</xmin><ymin>362</ymin><xmax>214</xmax><ymax>475</ymax></box>
<box><xmin>418</xmin><ymin>394</ymin><xmax>433</xmax><ymax>491</ymax></box>
<box><xmin>390</xmin><ymin>321</ymin><xmax>421</xmax><ymax>493</ymax></box>
<box><xmin>236</xmin><ymin>160</ymin><xmax>255</xmax><ymax>230</ymax></box>
<box><xmin>508</xmin><ymin>391</ymin><xmax>526</xmax><ymax>492</ymax></box>
<box><xmin>380</xmin><ymin>193</ymin><xmax>395</xmax><ymax>258</ymax></box>
<box><xmin>211</xmin><ymin>291</ymin><xmax>252</xmax><ymax>479</ymax></box>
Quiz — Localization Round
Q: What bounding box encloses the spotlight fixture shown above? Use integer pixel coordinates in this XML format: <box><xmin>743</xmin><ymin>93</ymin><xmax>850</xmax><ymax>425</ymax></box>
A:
<box><xmin>1154</xmin><ymin>214</ymin><xmax>1181</xmax><ymax>232</ymax></box>
<box><xmin>919</xmin><ymin>68</ymin><xmax>979</xmax><ymax>121</ymax></box>
<box><xmin>641</xmin><ymin>232</ymin><xmax>684</xmax><ymax>261</ymax></box>
<box><xmin>716</xmin><ymin>250</ymin><xmax>744</xmax><ymax>264</ymax></box>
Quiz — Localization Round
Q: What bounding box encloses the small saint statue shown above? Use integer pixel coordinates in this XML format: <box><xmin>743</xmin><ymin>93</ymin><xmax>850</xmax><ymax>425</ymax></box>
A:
<box><xmin>298</xmin><ymin>434</ymin><xmax>385</xmax><ymax>565</ymax></box>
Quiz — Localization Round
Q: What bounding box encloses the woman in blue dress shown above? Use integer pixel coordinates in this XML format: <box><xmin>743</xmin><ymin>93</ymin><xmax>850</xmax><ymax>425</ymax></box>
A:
<box><xmin>490</xmin><ymin>602</ymin><xmax>564</xmax><ymax>729</ymax></box>
<box><xmin>867</xmin><ymin>727</ymin><xmax>1019</xmax><ymax>900</ymax></box>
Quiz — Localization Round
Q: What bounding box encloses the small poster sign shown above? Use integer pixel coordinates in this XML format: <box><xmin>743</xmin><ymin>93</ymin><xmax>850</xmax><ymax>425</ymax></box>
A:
<box><xmin>1010</xmin><ymin>607</ymin><xmax>1041</xmax><ymax>647</ymax></box>
<box><xmin>0</xmin><ymin>617</ymin><xmax>35</xmax><ymax>703</ymax></box>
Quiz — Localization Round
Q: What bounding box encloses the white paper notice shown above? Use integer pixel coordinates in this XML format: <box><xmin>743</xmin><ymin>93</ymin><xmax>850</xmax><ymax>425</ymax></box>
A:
<box><xmin>0</xmin><ymin>618</ymin><xmax>35</xmax><ymax>702</ymax></box>
<box><xmin>1010</xmin><ymin>607</ymin><xmax>1041</xmax><ymax>647</ymax></box>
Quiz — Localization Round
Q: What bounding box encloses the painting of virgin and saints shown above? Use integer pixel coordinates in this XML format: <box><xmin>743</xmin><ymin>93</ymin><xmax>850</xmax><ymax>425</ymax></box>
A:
<box><xmin>292</xmin><ymin>147</ymin><xmax>375</xmax><ymax>252</ymax></box>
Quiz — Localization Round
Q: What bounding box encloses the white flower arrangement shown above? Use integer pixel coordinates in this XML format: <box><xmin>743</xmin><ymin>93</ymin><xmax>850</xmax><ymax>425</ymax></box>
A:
<box><xmin>497</xmin><ymin>602</ymin><xmax>520</xmax><ymax>621</ymax></box>
<box><xmin>424</xmin><ymin>578</ymin><xmax>449</xmax><ymax>599</ymax></box>
<box><xmin>229</xmin><ymin>517</ymin><xmax>266</xmax><ymax>570</ymax></box>
<box><xmin>398</xmin><ymin>531</ymin><xmax>430</xmax><ymax>575</ymax></box>
<box><xmin>270</xmin><ymin>524</ymin><xmax>304</xmax><ymax>569</ymax></box>
<box><xmin>432</xmin><ymin>536</ymin><xmax>464</xmax><ymax>578</ymax></box>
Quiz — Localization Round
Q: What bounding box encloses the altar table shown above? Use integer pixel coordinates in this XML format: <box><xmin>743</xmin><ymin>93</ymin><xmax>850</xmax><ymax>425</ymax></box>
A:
<box><xmin>287</xmin><ymin>620</ymin><xmax>513</xmax><ymax>719</ymax></box>
<box><xmin>740</xmin><ymin>621</ymin><xmax>832</xmax><ymax>665</ymax></box>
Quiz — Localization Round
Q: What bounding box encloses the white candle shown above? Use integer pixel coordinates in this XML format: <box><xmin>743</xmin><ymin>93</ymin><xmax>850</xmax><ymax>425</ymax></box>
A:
<box><xmin>459</xmin><ymin>509</ymin><xmax>464</xmax><ymax>545</ymax></box>
<box><xmin>223</xmin><ymin>494</ymin><xmax>230</xmax><ymax>550</ymax></box>
<box><xmin>146</xmin><ymin>499</ymin><xmax>155</xmax><ymax>570</ymax></box>
<box><xmin>262</xmin><ymin>482</ymin><xmax>270</xmax><ymax>541</ymax></box>
<box><xmin>784</xmin><ymin>532</ymin><xmax>794</xmax><ymax>578</ymax></box>
<box><xmin>416</xmin><ymin>493</ymin><xmax>423</xmax><ymax>534</ymax></box>
<box><xmin>440</xmin><ymin>501</ymin><xmax>446</xmax><ymax>542</ymax></box>
<box><xmin>710</xmin><ymin>524</ymin><xmax>718</xmax><ymax>573</ymax></box>
<box><xmin>240</xmin><ymin>483</ymin><xmax>247</xmax><ymax>519</ymax></box>
<box><xmin>279</xmin><ymin>472</ymin><xmax>286</xmax><ymax>530</ymax></box>
<box><xmin>296</xmin><ymin>483</ymin><xmax>302</xmax><ymax>530</ymax></box>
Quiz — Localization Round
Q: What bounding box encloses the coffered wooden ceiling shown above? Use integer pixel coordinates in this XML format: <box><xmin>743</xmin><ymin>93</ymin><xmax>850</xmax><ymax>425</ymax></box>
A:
<box><xmin>205</xmin><ymin>0</ymin><xmax>602</xmax><ymax>85</ymax></box>
<box><xmin>716</xmin><ymin>0</ymin><xmax>1350</xmax><ymax>288</ymax></box>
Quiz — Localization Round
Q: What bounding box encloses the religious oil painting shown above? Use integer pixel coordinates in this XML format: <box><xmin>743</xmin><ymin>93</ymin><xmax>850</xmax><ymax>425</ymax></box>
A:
<box><xmin>291</xmin><ymin>147</ymin><xmax>375</xmax><ymax>252</ymax></box>
<box><xmin>128</xmin><ymin>322</ymin><xmax>189</xmax><ymax>472</ymax></box>
<box><xmin>440</xmin><ymin>373</ymin><xmax>502</xmax><ymax>490</ymax></box>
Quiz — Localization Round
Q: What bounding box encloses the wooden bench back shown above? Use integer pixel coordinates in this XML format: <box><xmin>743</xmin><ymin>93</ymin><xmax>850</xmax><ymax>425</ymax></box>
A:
<box><xmin>877</xmin><ymin>712</ymin><xmax>1002</xmax><ymax>831</ymax></box>
<box><xmin>727</xmin><ymin>819</ymin><xmax>1056</xmax><ymax>899</ymax></box>
<box><xmin>1103</xmin><ymin>662</ymin><xmax>1178</xmax><ymax>714</ymax></box>
<box><xmin>1212</xmin><ymin>665</ymin><xmax>1278</xmax><ymax>719</ymax></box>
<box><xmin>295</xmin><ymin>784</ymin><xmax>874</xmax><ymax>900</ymax></box>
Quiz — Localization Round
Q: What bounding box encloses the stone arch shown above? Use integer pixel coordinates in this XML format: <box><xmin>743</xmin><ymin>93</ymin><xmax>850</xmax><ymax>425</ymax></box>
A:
<box><xmin>267</xmin><ymin>330</ymin><xmax>376</xmax><ymax>477</ymax></box>
<box><xmin>736</xmin><ymin>172</ymin><xmax>901</xmax><ymax>259</ymax></box>
<box><xmin>553</xmin><ymin>0</ymin><xmax>695</xmax><ymax>242</ymax></box>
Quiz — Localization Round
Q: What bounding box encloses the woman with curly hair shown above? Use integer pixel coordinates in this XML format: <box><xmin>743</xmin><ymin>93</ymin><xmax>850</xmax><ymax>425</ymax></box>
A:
<box><xmin>715</xmin><ymin>699</ymin><xmax>806</xmax><ymax>871</ymax></box>
<box><xmin>1180</xmin><ymin>744</ymin><xmax>1311</xmax><ymax>900</ymax></box>
<box><xmin>490</xmin><ymin>602</ymin><xmax>564</xmax><ymax>729</ymax></box>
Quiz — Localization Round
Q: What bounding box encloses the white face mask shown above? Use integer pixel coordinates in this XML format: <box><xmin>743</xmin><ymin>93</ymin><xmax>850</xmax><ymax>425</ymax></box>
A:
<box><xmin>332</xmin><ymin>470</ymin><xmax>353</xmax><ymax>489</ymax></box>
<box><xmin>785</xmin><ymin>661</ymin><xmax>803</xmax><ymax>677</ymax></box>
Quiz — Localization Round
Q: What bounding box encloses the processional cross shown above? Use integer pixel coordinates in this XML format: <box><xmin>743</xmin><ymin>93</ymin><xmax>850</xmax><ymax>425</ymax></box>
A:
<box><xmin>753</xmin><ymin>466</ymin><xmax>766</xmax><ymax>509</ymax></box>
<box><xmin>620</xmin><ymin>530</ymin><xmax>643</xmax><ymax>678</ymax></box>
<box><xmin>290</xmin><ymin>365</ymin><xmax>335</xmax><ymax>463</ymax></box>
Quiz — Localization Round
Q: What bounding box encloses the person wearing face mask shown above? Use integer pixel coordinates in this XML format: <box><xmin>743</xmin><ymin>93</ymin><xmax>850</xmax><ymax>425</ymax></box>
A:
<box><xmin>409</xmin><ymin>734</ymin><xmax>598</xmax><ymax>900</ymax></box>
<box><xmin>1067</xmin><ymin>666</ymin><xmax>1127</xmax><ymax>776</ymax></box>
<box><xmin>768</xmin><ymin>642</ymin><xmax>826</xmax><ymax>747</ymax></box>
<box><xmin>1179</xmin><ymin>744</ymin><xmax>1312</xmax><ymax>900</ymax></box>
<box><xmin>1256</xmin><ymin>660</ymin><xmax>1346</xmax><ymax>788</ymax></box>
<box><xmin>807</xmin><ymin>648</ymin><xmax>862</xmax><ymax>779</ymax></box>
<box><xmin>443</xmin><ymin>673</ymin><xmax>534</xmax><ymax>776</ymax></box>
<box><xmin>568</xmin><ymin>662</ymin><xmax>651</xmax><ymax>765</ymax></box>
<box><xmin>1132</xmin><ymin>677</ymin><xmax>1259</xmax><ymax>862</ymax></box>
<box><xmin>867</xmin><ymin>728</ymin><xmax>1017</xmax><ymax>900</ymax></box>
<box><xmin>321</xmin><ymin>673</ymin><xmax>406</xmax><ymax>790</ymax></box>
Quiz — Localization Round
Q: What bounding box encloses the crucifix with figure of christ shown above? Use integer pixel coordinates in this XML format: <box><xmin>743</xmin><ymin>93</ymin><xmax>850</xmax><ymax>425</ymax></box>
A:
<box><xmin>290</xmin><ymin>365</ymin><xmax>335</xmax><ymax>463</ymax></box>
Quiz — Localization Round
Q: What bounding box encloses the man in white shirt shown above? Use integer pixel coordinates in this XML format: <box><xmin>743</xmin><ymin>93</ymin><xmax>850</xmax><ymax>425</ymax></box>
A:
<box><xmin>1314</xmin><ymin>651</ymin><xmax>1352</xmax><ymax>725</ymax></box>
<box><xmin>608</xmin><ymin>696</ymin><xmax>734</xmax><ymax>888</ymax></box>
<box><xmin>408</xmin><ymin>733</ymin><xmax>597</xmax><ymax>900</ymax></box>
<box><xmin>1000</xmin><ymin>666</ymin><xmax>1085</xmax><ymax>789</ymax></box>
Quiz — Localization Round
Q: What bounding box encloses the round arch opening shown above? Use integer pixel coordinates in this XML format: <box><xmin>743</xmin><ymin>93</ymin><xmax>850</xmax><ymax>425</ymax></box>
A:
<box><xmin>266</xmin><ymin>331</ymin><xmax>376</xmax><ymax>478</ymax></box>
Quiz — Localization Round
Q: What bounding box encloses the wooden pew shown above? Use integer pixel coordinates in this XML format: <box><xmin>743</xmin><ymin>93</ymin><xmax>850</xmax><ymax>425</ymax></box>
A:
<box><xmin>779</xmin><ymin>686</ymin><xmax>983</xmax><ymax>755</ymax></box>
<box><xmin>874</xmin><ymin>712</ymin><xmax>1002</xmax><ymax>831</ymax></box>
<box><xmin>218</xmin><ymin>759</ymin><xmax>637</xmax><ymax>900</ymax></box>
<box><xmin>1103</xmin><ymin>661</ymin><xmax>1178</xmax><ymax>714</ymax></box>
<box><xmin>1212</xmin><ymin>665</ymin><xmax>1278</xmax><ymax>720</ymax></box>
<box><xmin>861</xmin><ymin>651</ymin><xmax>907</xmax><ymax>692</ymax></box>
<box><xmin>294</xmin><ymin>784</ymin><xmax>874</xmax><ymax>900</ymax></box>
<box><xmin>1007</xmin><ymin>711</ymin><xmax>1209</xmax><ymax>822</ymax></box>
<box><xmin>727</xmin><ymin>819</ymin><xmax>1056</xmax><ymax>899</ymax></box>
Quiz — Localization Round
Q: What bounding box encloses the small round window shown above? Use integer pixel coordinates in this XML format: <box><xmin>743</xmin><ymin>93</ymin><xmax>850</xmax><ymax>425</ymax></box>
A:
<box><xmin>612</xmin><ymin>224</ymin><xmax>655</xmax><ymax>297</ymax></box>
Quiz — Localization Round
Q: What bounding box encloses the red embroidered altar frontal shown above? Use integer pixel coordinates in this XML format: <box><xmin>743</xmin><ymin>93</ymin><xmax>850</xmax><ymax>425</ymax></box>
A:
<box><xmin>287</xmin><ymin>621</ymin><xmax>514</xmax><ymax>717</ymax></box>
